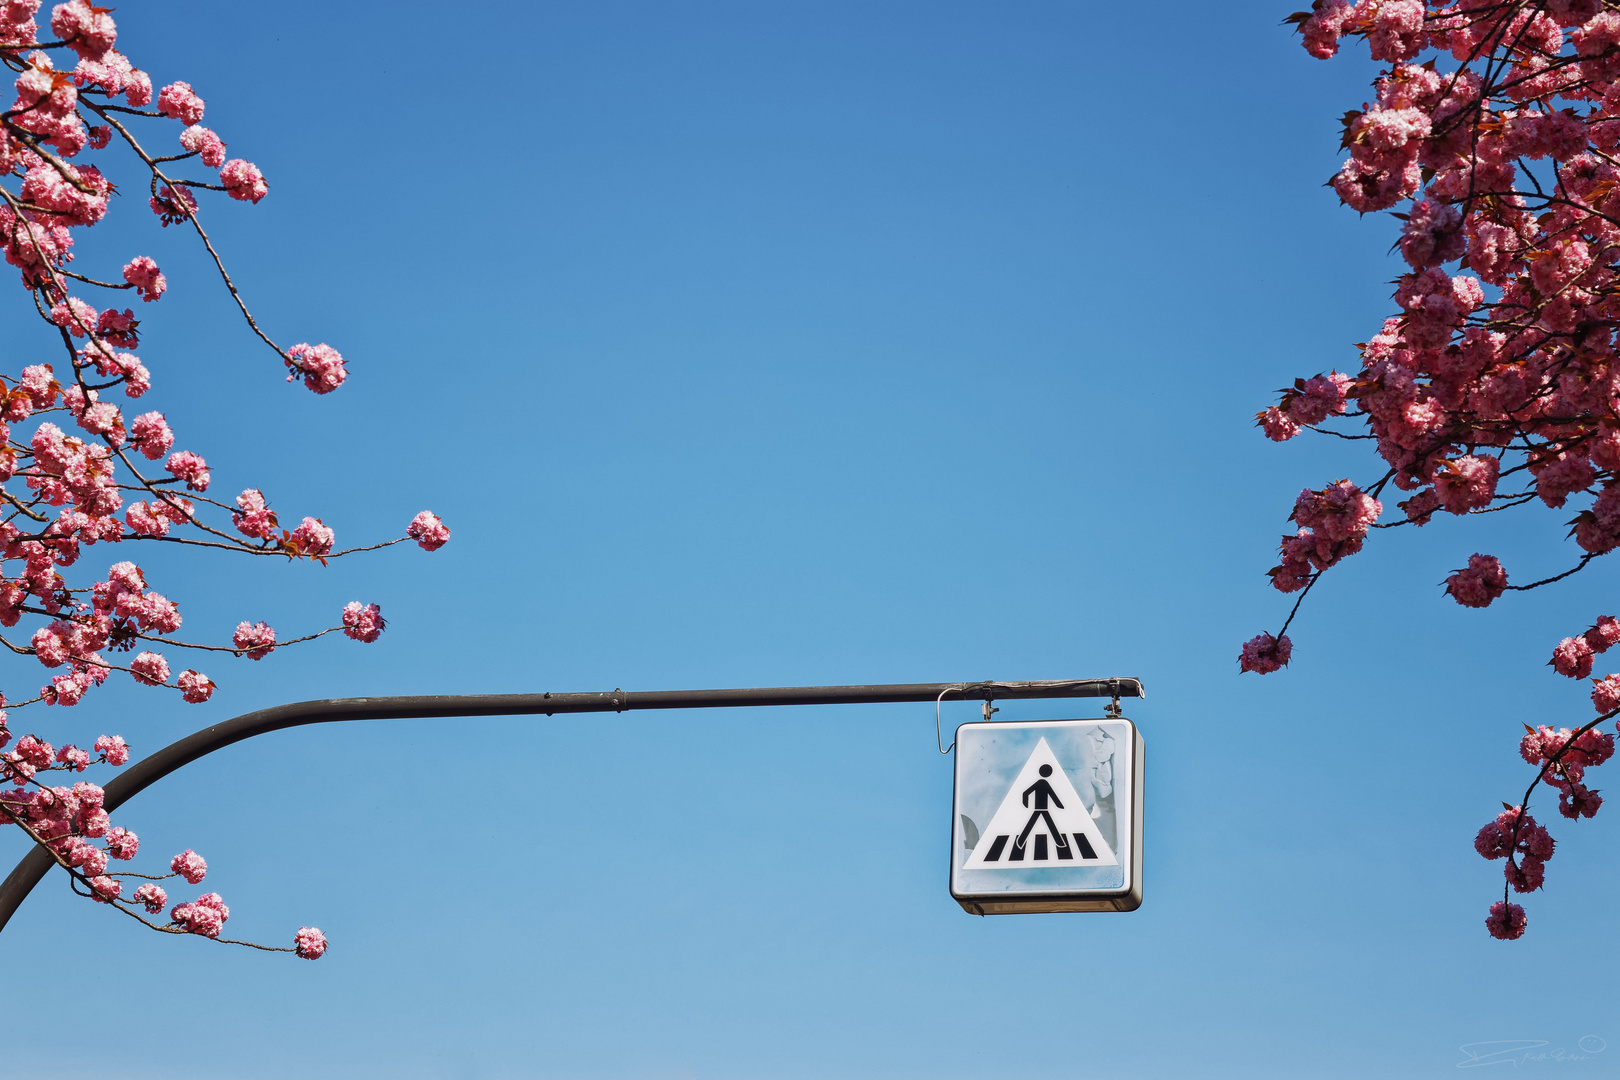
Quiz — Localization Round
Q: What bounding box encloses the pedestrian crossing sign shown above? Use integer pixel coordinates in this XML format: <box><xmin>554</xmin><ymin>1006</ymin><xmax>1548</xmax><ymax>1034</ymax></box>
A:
<box><xmin>950</xmin><ymin>718</ymin><xmax>1142</xmax><ymax>914</ymax></box>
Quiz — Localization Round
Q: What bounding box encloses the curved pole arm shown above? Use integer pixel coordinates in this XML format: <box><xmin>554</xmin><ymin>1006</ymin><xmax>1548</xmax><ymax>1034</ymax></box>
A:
<box><xmin>0</xmin><ymin>677</ymin><xmax>1145</xmax><ymax>933</ymax></box>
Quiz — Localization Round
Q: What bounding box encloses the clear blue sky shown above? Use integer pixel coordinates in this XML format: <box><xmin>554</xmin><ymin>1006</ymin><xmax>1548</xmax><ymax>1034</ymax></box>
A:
<box><xmin>4</xmin><ymin>2</ymin><xmax>1618</xmax><ymax>1076</ymax></box>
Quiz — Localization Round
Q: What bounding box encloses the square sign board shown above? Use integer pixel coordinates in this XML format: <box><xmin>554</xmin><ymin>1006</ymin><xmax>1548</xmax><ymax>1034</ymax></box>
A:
<box><xmin>950</xmin><ymin>718</ymin><xmax>1143</xmax><ymax>915</ymax></box>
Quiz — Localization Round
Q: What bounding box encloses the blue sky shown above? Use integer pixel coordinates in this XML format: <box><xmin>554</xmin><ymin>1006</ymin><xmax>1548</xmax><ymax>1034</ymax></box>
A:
<box><xmin>4</xmin><ymin>1</ymin><xmax>1619</xmax><ymax>1076</ymax></box>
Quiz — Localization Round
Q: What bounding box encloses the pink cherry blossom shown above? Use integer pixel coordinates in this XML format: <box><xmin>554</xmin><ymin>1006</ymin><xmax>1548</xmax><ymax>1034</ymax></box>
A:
<box><xmin>63</xmin><ymin>836</ymin><xmax>93</xmax><ymax>867</ymax></box>
<box><xmin>44</xmin><ymin>673</ymin><xmax>85</xmax><ymax>706</ymax></box>
<box><xmin>407</xmin><ymin>510</ymin><xmax>450</xmax><ymax>551</ymax></box>
<box><xmin>93</xmin><ymin>734</ymin><xmax>128</xmax><ymax>765</ymax></box>
<box><xmin>1552</xmin><ymin>637</ymin><xmax>1595</xmax><ymax>679</ymax></box>
<box><xmin>1269</xmin><ymin>530</ymin><xmax>1319</xmax><ymax>593</ymax></box>
<box><xmin>18</xmin><ymin>363</ymin><xmax>58</xmax><ymax>409</ymax></box>
<box><xmin>124</xmin><ymin>68</ymin><xmax>152</xmax><ymax>107</ymax></box>
<box><xmin>79</xmin><ymin>844</ymin><xmax>107</xmax><ymax>875</ymax></box>
<box><xmin>1506</xmin><ymin>856</ymin><xmax>1547</xmax><ymax>893</ymax></box>
<box><xmin>1559</xmin><ymin>783</ymin><xmax>1603</xmax><ymax>819</ymax></box>
<box><xmin>49</xmin><ymin>296</ymin><xmax>97</xmax><ymax>337</ymax></box>
<box><xmin>293</xmin><ymin>926</ymin><xmax>327</xmax><ymax>959</ymax></box>
<box><xmin>106</xmin><ymin>561</ymin><xmax>145</xmax><ymax>594</ymax></box>
<box><xmin>284</xmin><ymin>342</ymin><xmax>345</xmax><ymax>394</ymax></box>
<box><xmin>1585</xmin><ymin>616</ymin><xmax>1620</xmax><ymax>654</ymax></box>
<box><xmin>178</xmin><ymin>124</ymin><xmax>225</xmax><ymax>168</ymax></box>
<box><xmin>93</xmin><ymin>308</ymin><xmax>138</xmax><ymax>348</ymax></box>
<box><xmin>121</xmin><ymin>256</ymin><xmax>165</xmax><ymax>302</ymax></box>
<box><xmin>1593</xmin><ymin>676</ymin><xmax>1620</xmax><ymax>714</ymax></box>
<box><xmin>51</xmin><ymin>0</ymin><xmax>116</xmax><ymax>60</ymax></box>
<box><xmin>1367</xmin><ymin>0</ymin><xmax>1425</xmax><ymax>61</ymax></box>
<box><xmin>220</xmin><ymin>159</ymin><xmax>267</xmax><ymax>204</ymax></box>
<box><xmin>31</xmin><ymin>625</ymin><xmax>66</xmax><ymax>667</ymax></box>
<box><xmin>1432</xmin><ymin>456</ymin><xmax>1499</xmax><ymax>515</ymax></box>
<box><xmin>1476</xmin><ymin>807</ymin><xmax>1555</xmax><ymax>862</ymax></box>
<box><xmin>163</xmin><ymin>450</ymin><xmax>210</xmax><ymax>491</ymax></box>
<box><xmin>1238</xmin><ymin>632</ymin><xmax>1292</xmax><ymax>674</ymax></box>
<box><xmin>1479</xmin><ymin>889</ymin><xmax>1523</xmax><ymax>944</ymax></box>
<box><xmin>125</xmin><ymin>501</ymin><xmax>169</xmax><ymax>536</ymax></box>
<box><xmin>148</xmin><ymin>182</ymin><xmax>196</xmax><ymax>225</ymax></box>
<box><xmin>1292</xmin><ymin>481</ymin><xmax>1381</xmax><ymax>544</ymax></box>
<box><xmin>231</xmin><ymin>488</ymin><xmax>276</xmax><ymax>539</ymax></box>
<box><xmin>1398</xmin><ymin>196</ymin><xmax>1465</xmax><ymax>270</ymax></box>
<box><xmin>1475</xmin><ymin>820</ymin><xmax>1512</xmax><ymax>860</ymax></box>
<box><xmin>78</xmin><ymin>397</ymin><xmax>126</xmax><ymax>443</ymax></box>
<box><xmin>194</xmin><ymin>891</ymin><xmax>229</xmax><ymax>918</ymax></box>
<box><xmin>1298</xmin><ymin>0</ymin><xmax>1353</xmax><ymax>58</ymax></box>
<box><xmin>1445</xmin><ymin>554</ymin><xmax>1508</xmax><ymax>608</ymax></box>
<box><xmin>1258</xmin><ymin>406</ymin><xmax>1300</xmax><ymax>442</ymax></box>
<box><xmin>1520</xmin><ymin>725</ymin><xmax>1612</xmax><ymax>772</ymax></box>
<box><xmin>341</xmin><ymin>601</ymin><xmax>384</xmax><ymax>643</ymax></box>
<box><xmin>170</xmin><ymin>899</ymin><xmax>224</xmax><ymax>938</ymax></box>
<box><xmin>1532</xmin><ymin>451</ymin><xmax>1595</xmax><ymax>509</ymax></box>
<box><xmin>128</xmin><ymin>411</ymin><xmax>173</xmax><ymax>460</ymax></box>
<box><xmin>133</xmin><ymin>883</ymin><xmax>166</xmax><ymax>914</ymax></box>
<box><xmin>232</xmin><ymin>620</ymin><xmax>275</xmax><ymax>660</ymax></box>
<box><xmin>16</xmin><ymin>734</ymin><xmax>52</xmax><ymax>768</ymax></box>
<box><xmin>288</xmin><ymin>516</ymin><xmax>333</xmax><ymax>556</ymax></box>
<box><xmin>106</xmin><ymin>826</ymin><xmax>138</xmax><ymax>860</ymax></box>
<box><xmin>1287</xmin><ymin>372</ymin><xmax>1352</xmax><ymax>426</ymax></box>
<box><xmin>169</xmin><ymin>849</ymin><xmax>206</xmax><ymax>884</ymax></box>
<box><xmin>23</xmin><ymin>162</ymin><xmax>110</xmax><ymax>226</ymax></box>
<box><xmin>2</xmin><ymin>755</ymin><xmax>36</xmax><ymax>785</ymax></box>
<box><xmin>155</xmin><ymin>81</ymin><xmax>204</xmax><ymax>124</ymax></box>
<box><xmin>176</xmin><ymin>669</ymin><xmax>214</xmax><ymax>703</ymax></box>
<box><xmin>128</xmin><ymin>650</ymin><xmax>169</xmax><ymax>686</ymax></box>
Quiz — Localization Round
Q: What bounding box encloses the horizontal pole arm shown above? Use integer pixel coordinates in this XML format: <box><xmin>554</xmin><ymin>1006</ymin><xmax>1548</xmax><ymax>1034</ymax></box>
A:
<box><xmin>0</xmin><ymin>676</ymin><xmax>1142</xmax><ymax>932</ymax></box>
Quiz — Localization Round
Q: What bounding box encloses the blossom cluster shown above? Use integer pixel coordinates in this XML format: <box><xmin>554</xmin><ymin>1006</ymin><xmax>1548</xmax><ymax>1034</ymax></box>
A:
<box><xmin>1256</xmin><ymin>1</ymin><xmax>1620</xmax><ymax>935</ymax></box>
<box><xmin>1471</xmin><ymin>640</ymin><xmax>1617</xmax><ymax>942</ymax></box>
<box><xmin>0</xmin><ymin>3</ymin><xmax>450</xmax><ymax>954</ymax></box>
<box><xmin>0</xmin><ymin>727</ymin><xmax>326</xmax><ymax>953</ymax></box>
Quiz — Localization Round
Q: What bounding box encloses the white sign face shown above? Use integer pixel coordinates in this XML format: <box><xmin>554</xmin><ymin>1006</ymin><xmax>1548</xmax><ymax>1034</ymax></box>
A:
<box><xmin>961</xmin><ymin>736</ymin><xmax>1118</xmax><ymax>869</ymax></box>
<box><xmin>950</xmin><ymin>718</ymin><xmax>1142</xmax><ymax>914</ymax></box>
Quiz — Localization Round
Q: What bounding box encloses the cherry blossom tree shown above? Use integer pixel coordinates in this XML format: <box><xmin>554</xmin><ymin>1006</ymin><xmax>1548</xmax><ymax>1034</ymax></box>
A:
<box><xmin>0</xmin><ymin>1</ymin><xmax>450</xmax><ymax>957</ymax></box>
<box><xmin>1254</xmin><ymin>0</ymin><xmax>1620</xmax><ymax>939</ymax></box>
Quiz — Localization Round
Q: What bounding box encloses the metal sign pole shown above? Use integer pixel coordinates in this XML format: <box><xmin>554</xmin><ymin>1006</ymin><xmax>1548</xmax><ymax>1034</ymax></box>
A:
<box><xmin>0</xmin><ymin>677</ymin><xmax>1144</xmax><ymax>932</ymax></box>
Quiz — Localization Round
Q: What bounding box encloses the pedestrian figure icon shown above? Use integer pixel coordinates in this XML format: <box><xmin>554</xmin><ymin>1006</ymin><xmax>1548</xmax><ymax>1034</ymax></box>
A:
<box><xmin>1004</xmin><ymin>764</ymin><xmax>1082</xmax><ymax>862</ymax></box>
<box><xmin>963</xmin><ymin>738</ymin><xmax>1116</xmax><ymax>870</ymax></box>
